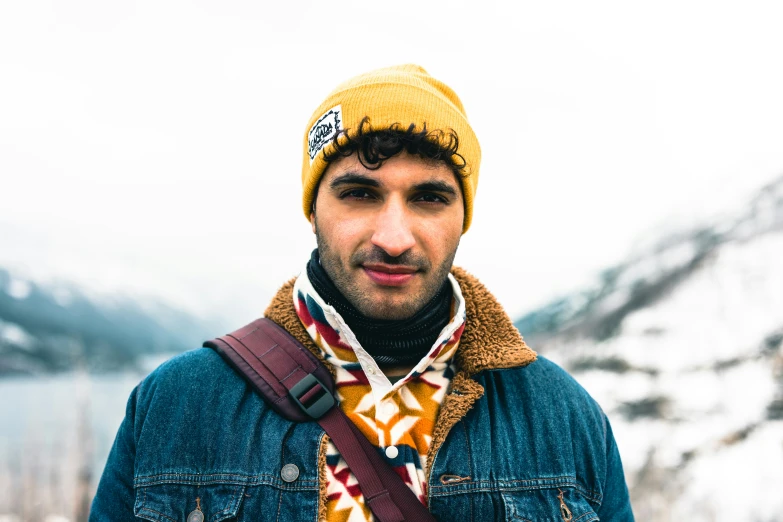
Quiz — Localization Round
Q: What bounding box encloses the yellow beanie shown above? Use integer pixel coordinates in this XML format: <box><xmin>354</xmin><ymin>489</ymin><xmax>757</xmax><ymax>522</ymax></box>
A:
<box><xmin>301</xmin><ymin>64</ymin><xmax>481</xmax><ymax>233</ymax></box>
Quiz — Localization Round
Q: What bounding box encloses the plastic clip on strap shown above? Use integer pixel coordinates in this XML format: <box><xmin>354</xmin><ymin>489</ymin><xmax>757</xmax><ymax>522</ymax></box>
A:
<box><xmin>205</xmin><ymin>318</ymin><xmax>436</xmax><ymax>522</ymax></box>
<box><xmin>289</xmin><ymin>373</ymin><xmax>334</xmax><ymax>419</ymax></box>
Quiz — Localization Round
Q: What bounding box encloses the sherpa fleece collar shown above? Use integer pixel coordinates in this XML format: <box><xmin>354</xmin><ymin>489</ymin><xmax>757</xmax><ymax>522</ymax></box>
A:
<box><xmin>263</xmin><ymin>266</ymin><xmax>537</xmax><ymax>377</ymax></box>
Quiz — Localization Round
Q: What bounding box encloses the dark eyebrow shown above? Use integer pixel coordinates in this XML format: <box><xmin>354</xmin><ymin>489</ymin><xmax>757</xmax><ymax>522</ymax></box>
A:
<box><xmin>328</xmin><ymin>173</ymin><xmax>380</xmax><ymax>189</ymax></box>
<box><xmin>413</xmin><ymin>180</ymin><xmax>459</xmax><ymax>197</ymax></box>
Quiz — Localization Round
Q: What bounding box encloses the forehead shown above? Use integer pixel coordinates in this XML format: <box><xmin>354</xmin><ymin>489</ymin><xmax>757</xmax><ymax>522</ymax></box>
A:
<box><xmin>321</xmin><ymin>152</ymin><xmax>461</xmax><ymax>189</ymax></box>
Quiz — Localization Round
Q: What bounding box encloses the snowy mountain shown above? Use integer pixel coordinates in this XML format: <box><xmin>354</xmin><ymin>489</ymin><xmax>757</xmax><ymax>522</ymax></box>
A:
<box><xmin>515</xmin><ymin>176</ymin><xmax>783</xmax><ymax>520</ymax></box>
<box><xmin>0</xmin><ymin>268</ymin><xmax>225</xmax><ymax>375</ymax></box>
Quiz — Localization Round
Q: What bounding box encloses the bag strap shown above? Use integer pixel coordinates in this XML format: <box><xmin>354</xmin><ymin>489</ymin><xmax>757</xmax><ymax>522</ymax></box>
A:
<box><xmin>205</xmin><ymin>317</ymin><xmax>437</xmax><ymax>522</ymax></box>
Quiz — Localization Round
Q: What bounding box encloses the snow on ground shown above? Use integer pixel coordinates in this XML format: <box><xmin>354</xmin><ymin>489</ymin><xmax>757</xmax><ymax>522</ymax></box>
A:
<box><xmin>579</xmin><ymin>357</ymin><xmax>776</xmax><ymax>469</ymax></box>
<box><xmin>543</xmin><ymin>228</ymin><xmax>783</xmax><ymax>520</ymax></box>
<box><xmin>676</xmin><ymin>421</ymin><xmax>783</xmax><ymax>520</ymax></box>
<box><xmin>0</xmin><ymin>320</ymin><xmax>35</xmax><ymax>350</ymax></box>
<box><xmin>607</xmin><ymin>231</ymin><xmax>783</xmax><ymax>370</ymax></box>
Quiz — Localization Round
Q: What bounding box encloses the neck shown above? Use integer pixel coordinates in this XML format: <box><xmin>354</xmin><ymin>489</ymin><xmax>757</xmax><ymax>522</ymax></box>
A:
<box><xmin>306</xmin><ymin>249</ymin><xmax>453</xmax><ymax>366</ymax></box>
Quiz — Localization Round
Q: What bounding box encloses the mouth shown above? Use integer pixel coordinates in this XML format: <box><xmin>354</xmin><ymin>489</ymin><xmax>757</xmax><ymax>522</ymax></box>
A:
<box><xmin>361</xmin><ymin>263</ymin><xmax>418</xmax><ymax>287</ymax></box>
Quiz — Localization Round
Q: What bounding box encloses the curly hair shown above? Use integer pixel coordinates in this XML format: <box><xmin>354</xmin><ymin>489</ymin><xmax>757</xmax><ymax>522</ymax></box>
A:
<box><xmin>323</xmin><ymin>116</ymin><xmax>467</xmax><ymax>178</ymax></box>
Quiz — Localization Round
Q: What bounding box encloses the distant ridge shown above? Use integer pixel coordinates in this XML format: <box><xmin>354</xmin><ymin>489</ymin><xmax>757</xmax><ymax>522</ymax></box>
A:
<box><xmin>0</xmin><ymin>268</ymin><xmax>226</xmax><ymax>375</ymax></box>
<box><xmin>516</xmin><ymin>174</ymin><xmax>783</xmax><ymax>345</ymax></box>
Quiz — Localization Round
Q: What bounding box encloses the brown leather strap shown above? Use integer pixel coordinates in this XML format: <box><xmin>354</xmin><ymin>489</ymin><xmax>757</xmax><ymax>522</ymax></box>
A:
<box><xmin>207</xmin><ymin>318</ymin><xmax>336</xmax><ymax>422</ymax></box>
<box><xmin>205</xmin><ymin>318</ymin><xmax>436</xmax><ymax>522</ymax></box>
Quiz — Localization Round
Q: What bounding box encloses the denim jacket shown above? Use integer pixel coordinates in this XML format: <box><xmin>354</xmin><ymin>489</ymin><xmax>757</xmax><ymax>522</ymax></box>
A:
<box><xmin>91</xmin><ymin>268</ymin><xmax>634</xmax><ymax>521</ymax></box>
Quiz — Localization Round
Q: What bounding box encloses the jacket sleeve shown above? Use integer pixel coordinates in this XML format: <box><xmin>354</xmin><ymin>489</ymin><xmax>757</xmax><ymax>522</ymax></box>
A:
<box><xmin>89</xmin><ymin>385</ymin><xmax>139</xmax><ymax>520</ymax></box>
<box><xmin>596</xmin><ymin>416</ymin><xmax>635</xmax><ymax>521</ymax></box>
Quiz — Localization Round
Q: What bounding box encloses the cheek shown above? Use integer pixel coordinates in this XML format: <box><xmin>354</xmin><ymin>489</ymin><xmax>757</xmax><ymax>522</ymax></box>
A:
<box><xmin>418</xmin><ymin>217</ymin><xmax>462</xmax><ymax>257</ymax></box>
<box><xmin>318</xmin><ymin>213</ymin><xmax>371</xmax><ymax>251</ymax></box>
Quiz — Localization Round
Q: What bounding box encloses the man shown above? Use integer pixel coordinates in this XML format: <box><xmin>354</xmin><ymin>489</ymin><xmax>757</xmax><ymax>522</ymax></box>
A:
<box><xmin>90</xmin><ymin>65</ymin><xmax>634</xmax><ymax>521</ymax></box>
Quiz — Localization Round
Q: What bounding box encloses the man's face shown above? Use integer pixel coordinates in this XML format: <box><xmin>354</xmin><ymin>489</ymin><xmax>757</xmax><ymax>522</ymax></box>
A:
<box><xmin>310</xmin><ymin>152</ymin><xmax>464</xmax><ymax>320</ymax></box>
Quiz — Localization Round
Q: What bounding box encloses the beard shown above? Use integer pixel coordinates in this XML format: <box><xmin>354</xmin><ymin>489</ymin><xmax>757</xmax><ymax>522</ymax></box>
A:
<box><xmin>314</xmin><ymin>226</ymin><xmax>458</xmax><ymax>321</ymax></box>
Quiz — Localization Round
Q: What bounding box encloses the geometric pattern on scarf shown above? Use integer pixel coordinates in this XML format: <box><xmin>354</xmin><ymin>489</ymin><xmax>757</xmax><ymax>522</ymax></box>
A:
<box><xmin>292</xmin><ymin>269</ymin><xmax>466</xmax><ymax>522</ymax></box>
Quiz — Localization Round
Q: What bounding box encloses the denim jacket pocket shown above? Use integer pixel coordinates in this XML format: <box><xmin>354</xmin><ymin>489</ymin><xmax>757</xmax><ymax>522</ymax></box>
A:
<box><xmin>502</xmin><ymin>487</ymin><xmax>599</xmax><ymax>522</ymax></box>
<box><xmin>134</xmin><ymin>482</ymin><xmax>246</xmax><ymax>522</ymax></box>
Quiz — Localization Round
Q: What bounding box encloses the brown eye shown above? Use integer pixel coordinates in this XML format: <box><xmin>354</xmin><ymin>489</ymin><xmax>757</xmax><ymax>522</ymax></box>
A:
<box><xmin>341</xmin><ymin>189</ymin><xmax>374</xmax><ymax>200</ymax></box>
<box><xmin>416</xmin><ymin>193</ymin><xmax>447</xmax><ymax>204</ymax></box>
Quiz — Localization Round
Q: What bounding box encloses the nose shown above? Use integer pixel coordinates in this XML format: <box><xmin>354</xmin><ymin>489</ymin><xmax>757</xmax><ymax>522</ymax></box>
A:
<box><xmin>370</xmin><ymin>197</ymin><xmax>416</xmax><ymax>258</ymax></box>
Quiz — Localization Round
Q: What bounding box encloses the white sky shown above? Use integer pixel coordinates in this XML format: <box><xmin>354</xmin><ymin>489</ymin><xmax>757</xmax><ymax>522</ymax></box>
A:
<box><xmin>1</xmin><ymin>0</ymin><xmax>782</xmax><ymax>326</ymax></box>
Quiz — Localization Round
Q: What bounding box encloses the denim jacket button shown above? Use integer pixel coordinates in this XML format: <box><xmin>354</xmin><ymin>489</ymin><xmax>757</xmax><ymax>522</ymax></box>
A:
<box><xmin>281</xmin><ymin>463</ymin><xmax>300</xmax><ymax>482</ymax></box>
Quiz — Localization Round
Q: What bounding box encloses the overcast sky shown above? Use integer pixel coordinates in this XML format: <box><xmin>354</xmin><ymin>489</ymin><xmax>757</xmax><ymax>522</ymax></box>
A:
<box><xmin>1</xmin><ymin>0</ymin><xmax>782</xmax><ymax>326</ymax></box>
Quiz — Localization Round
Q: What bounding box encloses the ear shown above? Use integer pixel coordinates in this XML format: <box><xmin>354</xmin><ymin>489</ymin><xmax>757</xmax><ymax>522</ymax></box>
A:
<box><xmin>309</xmin><ymin>211</ymin><xmax>316</xmax><ymax>234</ymax></box>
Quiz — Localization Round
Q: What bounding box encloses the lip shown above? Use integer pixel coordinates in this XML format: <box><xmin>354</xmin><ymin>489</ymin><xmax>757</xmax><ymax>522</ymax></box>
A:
<box><xmin>362</xmin><ymin>264</ymin><xmax>418</xmax><ymax>287</ymax></box>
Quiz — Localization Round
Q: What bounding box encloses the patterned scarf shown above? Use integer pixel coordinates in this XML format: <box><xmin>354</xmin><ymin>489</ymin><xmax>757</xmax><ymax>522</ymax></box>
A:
<box><xmin>292</xmin><ymin>267</ymin><xmax>466</xmax><ymax>521</ymax></box>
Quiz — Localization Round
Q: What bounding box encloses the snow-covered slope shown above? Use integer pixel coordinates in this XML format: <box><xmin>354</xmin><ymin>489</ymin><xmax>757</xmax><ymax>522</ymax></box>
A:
<box><xmin>516</xmin><ymin>176</ymin><xmax>783</xmax><ymax>521</ymax></box>
<box><xmin>0</xmin><ymin>268</ymin><xmax>226</xmax><ymax>375</ymax></box>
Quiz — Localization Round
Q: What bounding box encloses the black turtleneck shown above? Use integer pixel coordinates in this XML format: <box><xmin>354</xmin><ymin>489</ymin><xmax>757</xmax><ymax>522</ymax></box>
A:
<box><xmin>306</xmin><ymin>250</ymin><xmax>453</xmax><ymax>366</ymax></box>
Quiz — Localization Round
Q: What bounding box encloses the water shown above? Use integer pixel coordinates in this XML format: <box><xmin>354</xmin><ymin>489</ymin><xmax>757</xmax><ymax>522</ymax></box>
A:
<box><xmin>0</xmin><ymin>356</ymin><xmax>174</xmax><ymax>521</ymax></box>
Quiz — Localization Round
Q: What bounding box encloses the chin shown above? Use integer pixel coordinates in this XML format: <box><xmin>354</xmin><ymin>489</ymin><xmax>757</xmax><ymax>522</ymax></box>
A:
<box><xmin>355</xmin><ymin>296</ymin><xmax>420</xmax><ymax>321</ymax></box>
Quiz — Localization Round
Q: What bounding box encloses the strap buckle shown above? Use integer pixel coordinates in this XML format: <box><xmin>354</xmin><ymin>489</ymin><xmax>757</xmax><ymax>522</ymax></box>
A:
<box><xmin>289</xmin><ymin>373</ymin><xmax>335</xmax><ymax>419</ymax></box>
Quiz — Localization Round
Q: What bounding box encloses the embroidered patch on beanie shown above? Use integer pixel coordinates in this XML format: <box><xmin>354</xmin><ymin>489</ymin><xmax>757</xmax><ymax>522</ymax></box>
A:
<box><xmin>308</xmin><ymin>105</ymin><xmax>342</xmax><ymax>165</ymax></box>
